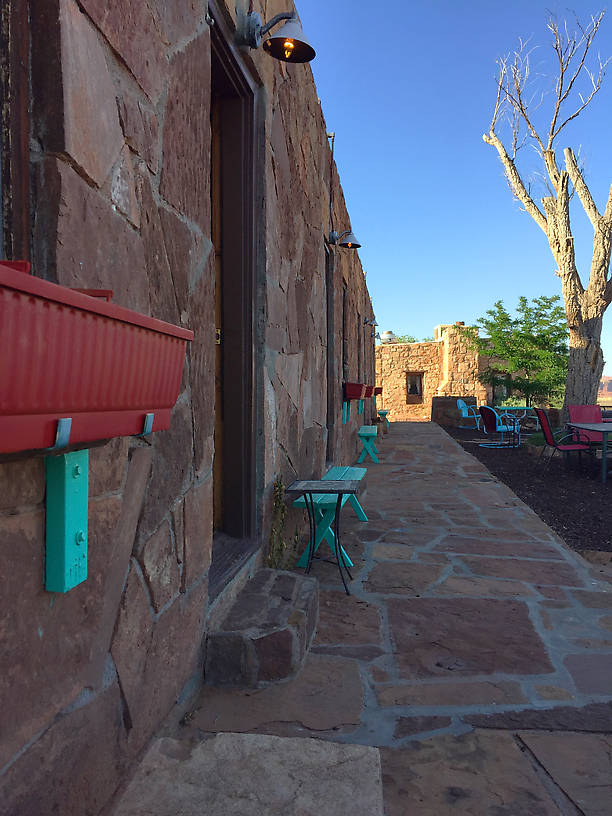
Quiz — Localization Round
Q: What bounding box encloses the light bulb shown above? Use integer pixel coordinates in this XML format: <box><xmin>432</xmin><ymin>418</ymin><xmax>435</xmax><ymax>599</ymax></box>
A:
<box><xmin>283</xmin><ymin>39</ymin><xmax>295</xmax><ymax>59</ymax></box>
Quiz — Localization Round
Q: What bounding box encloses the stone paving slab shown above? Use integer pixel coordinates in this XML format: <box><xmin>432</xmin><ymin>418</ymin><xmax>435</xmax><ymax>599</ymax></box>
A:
<box><xmin>520</xmin><ymin>732</ymin><xmax>612</xmax><ymax>816</ymax></box>
<box><xmin>113</xmin><ymin>734</ymin><xmax>383</xmax><ymax>816</ymax></box>
<box><xmin>388</xmin><ymin>596</ymin><xmax>555</xmax><ymax>678</ymax></box>
<box><xmin>191</xmin><ymin>653</ymin><xmax>362</xmax><ymax>734</ymax></box>
<box><xmin>380</xmin><ymin>731</ymin><xmax>563</xmax><ymax>815</ymax></box>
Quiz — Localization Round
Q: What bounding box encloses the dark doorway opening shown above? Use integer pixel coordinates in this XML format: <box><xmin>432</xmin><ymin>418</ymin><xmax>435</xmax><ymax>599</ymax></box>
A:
<box><xmin>0</xmin><ymin>0</ymin><xmax>30</xmax><ymax>261</ymax></box>
<box><xmin>208</xmin><ymin>8</ymin><xmax>258</xmax><ymax>601</ymax></box>
<box><xmin>325</xmin><ymin>247</ymin><xmax>335</xmax><ymax>464</ymax></box>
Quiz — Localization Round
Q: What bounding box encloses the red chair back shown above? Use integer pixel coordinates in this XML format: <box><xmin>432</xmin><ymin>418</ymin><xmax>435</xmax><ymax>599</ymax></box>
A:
<box><xmin>479</xmin><ymin>406</ymin><xmax>498</xmax><ymax>434</ymax></box>
<box><xmin>534</xmin><ymin>408</ymin><xmax>556</xmax><ymax>446</ymax></box>
<box><xmin>568</xmin><ymin>404</ymin><xmax>603</xmax><ymax>443</ymax></box>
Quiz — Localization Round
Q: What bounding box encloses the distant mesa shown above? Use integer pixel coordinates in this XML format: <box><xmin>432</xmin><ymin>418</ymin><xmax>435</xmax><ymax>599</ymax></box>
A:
<box><xmin>599</xmin><ymin>376</ymin><xmax>612</xmax><ymax>393</ymax></box>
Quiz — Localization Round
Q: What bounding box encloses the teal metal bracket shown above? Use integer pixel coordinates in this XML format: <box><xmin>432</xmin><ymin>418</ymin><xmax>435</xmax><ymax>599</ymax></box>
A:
<box><xmin>358</xmin><ymin>399</ymin><xmax>364</xmax><ymax>415</ymax></box>
<box><xmin>45</xmin><ymin>449</ymin><xmax>89</xmax><ymax>593</ymax></box>
<box><xmin>342</xmin><ymin>401</ymin><xmax>351</xmax><ymax>424</ymax></box>
<box><xmin>139</xmin><ymin>412</ymin><xmax>154</xmax><ymax>436</ymax></box>
<box><xmin>47</xmin><ymin>417</ymin><xmax>72</xmax><ymax>451</ymax></box>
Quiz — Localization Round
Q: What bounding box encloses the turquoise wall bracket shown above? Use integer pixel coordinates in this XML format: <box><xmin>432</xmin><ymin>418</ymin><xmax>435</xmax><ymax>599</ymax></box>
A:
<box><xmin>45</xmin><ymin>449</ymin><xmax>89</xmax><ymax>593</ymax></box>
<box><xmin>43</xmin><ymin>412</ymin><xmax>153</xmax><ymax>593</ymax></box>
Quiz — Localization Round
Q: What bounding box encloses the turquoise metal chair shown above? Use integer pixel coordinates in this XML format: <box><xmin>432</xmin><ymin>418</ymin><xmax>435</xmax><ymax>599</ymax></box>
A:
<box><xmin>456</xmin><ymin>398</ymin><xmax>480</xmax><ymax>429</ymax></box>
<box><xmin>478</xmin><ymin>405</ymin><xmax>521</xmax><ymax>447</ymax></box>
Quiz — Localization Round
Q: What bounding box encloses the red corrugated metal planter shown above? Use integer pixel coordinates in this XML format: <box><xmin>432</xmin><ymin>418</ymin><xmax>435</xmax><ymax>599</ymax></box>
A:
<box><xmin>343</xmin><ymin>382</ymin><xmax>366</xmax><ymax>400</ymax></box>
<box><xmin>0</xmin><ymin>262</ymin><xmax>194</xmax><ymax>454</ymax></box>
<box><xmin>374</xmin><ymin>386</ymin><xmax>382</xmax><ymax>396</ymax></box>
<box><xmin>363</xmin><ymin>385</ymin><xmax>375</xmax><ymax>398</ymax></box>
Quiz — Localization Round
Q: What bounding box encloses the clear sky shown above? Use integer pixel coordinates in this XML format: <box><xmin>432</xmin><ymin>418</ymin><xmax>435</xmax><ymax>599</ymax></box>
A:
<box><xmin>298</xmin><ymin>1</ymin><xmax>612</xmax><ymax>373</ymax></box>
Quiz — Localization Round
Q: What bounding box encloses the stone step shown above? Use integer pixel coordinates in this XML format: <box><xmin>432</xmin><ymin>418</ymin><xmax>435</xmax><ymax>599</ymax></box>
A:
<box><xmin>205</xmin><ymin>569</ymin><xmax>319</xmax><ymax>688</ymax></box>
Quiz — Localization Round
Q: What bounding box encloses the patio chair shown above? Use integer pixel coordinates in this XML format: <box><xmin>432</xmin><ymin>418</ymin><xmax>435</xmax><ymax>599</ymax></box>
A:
<box><xmin>478</xmin><ymin>405</ymin><xmax>521</xmax><ymax>447</ymax></box>
<box><xmin>534</xmin><ymin>408</ymin><xmax>591</xmax><ymax>468</ymax></box>
<box><xmin>567</xmin><ymin>404</ymin><xmax>612</xmax><ymax>448</ymax></box>
<box><xmin>456</xmin><ymin>398</ymin><xmax>480</xmax><ymax>429</ymax></box>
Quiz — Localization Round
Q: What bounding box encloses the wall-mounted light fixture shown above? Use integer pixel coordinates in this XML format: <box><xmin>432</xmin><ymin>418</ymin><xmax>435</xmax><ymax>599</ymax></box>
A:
<box><xmin>327</xmin><ymin>132</ymin><xmax>362</xmax><ymax>250</ymax></box>
<box><xmin>329</xmin><ymin>229</ymin><xmax>361</xmax><ymax>249</ymax></box>
<box><xmin>236</xmin><ymin>3</ymin><xmax>315</xmax><ymax>62</ymax></box>
<box><xmin>364</xmin><ymin>317</ymin><xmax>378</xmax><ymax>326</ymax></box>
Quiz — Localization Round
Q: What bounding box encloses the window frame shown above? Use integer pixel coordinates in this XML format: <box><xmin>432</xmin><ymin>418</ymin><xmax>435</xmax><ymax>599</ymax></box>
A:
<box><xmin>405</xmin><ymin>371</ymin><xmax>424</xmax><ymax>404</ymax></box>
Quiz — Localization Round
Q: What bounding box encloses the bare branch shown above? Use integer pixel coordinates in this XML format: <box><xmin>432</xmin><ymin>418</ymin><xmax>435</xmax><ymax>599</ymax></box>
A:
<box><xmin>604</xmin><ymin>183</ymin><xmax>612</xmax><ymax>222</ymax></box>
<box><xmin>483</xmin><ymin>130</ymin><xmax>548</xmax><ymax>232</ymax></box>
<box><xmin>549</xmin><ymin>12</ymin><xmax>609</xmax><ymax>142</ymax></box>
<box><xmin>489</xmin><ymin>58</ymin><xmax>506</xmax><ymax>132</ymax></box>
<box><xmin>564</xmin><ymin>147</ymin><xmax>600</xmax><ymax>226</ymax></box>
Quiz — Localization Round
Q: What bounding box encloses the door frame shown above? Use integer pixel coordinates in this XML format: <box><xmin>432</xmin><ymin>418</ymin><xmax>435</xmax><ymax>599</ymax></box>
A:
<box><xmin>0</xmin><ymin>0</ymin><xmax>30</xmax><ymax>260</ymax></box>
<box><xmin>208</xmin><ymin>0</ymin><xmax>263</xmax><ymax>558</ymax></box>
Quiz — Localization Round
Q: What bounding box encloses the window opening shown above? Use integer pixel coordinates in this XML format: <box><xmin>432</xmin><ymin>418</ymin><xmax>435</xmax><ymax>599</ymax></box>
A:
<box><xmin>406</xmin><ymin>372</ymin><xmax>424</xmax><ymax>404</ymax></box>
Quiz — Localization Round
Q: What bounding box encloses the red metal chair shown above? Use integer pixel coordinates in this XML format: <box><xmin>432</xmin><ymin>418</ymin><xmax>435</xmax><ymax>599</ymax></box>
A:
<box><xmin>534</xmin><ymin>408</ymin><xmax>591</xmax><ymax>468</ymax></box>
<box><xmin>567</xmin><ymin>404</ymin><xmax>612</xmax><ymax>448</ymax></box>
<box><xmin>478</xmin><ymin>405</ymin><xmax>520</xmax><ymax>447</ymax></box>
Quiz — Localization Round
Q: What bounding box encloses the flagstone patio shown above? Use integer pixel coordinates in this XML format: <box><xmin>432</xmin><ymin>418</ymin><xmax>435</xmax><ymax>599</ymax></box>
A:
<box><xmin>112</xmin><ymin>422</ymin><xmax>612</xmax><ymax>815</ymax></box>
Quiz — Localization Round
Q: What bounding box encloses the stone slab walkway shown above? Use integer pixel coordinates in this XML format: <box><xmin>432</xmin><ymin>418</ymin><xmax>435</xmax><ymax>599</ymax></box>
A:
<box><xmin>114</xmin><ymin>422</ymin><xmax>612</xmax><ymax>815</ymax></box>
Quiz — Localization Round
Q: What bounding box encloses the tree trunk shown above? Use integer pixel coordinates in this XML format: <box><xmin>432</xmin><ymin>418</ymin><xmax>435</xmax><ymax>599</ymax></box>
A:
<box><xmin>563</xmin><ymin>320</ymin><xmax>604</xmax><ymax>409</ymax></box>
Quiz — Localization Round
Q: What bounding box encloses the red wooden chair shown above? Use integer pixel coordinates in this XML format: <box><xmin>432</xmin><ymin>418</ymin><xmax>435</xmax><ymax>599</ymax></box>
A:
<box><xmin>534</xmin><ymin>408</ymin><xmax>591</xmax><ymax>468</ymax></box>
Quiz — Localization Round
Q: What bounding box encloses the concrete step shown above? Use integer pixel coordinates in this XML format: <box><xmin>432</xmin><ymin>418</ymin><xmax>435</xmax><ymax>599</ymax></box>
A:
<box><xmin>205</xmin><ymin>569</ymin><xmax>318</xmax><ymax>688</ymax></box>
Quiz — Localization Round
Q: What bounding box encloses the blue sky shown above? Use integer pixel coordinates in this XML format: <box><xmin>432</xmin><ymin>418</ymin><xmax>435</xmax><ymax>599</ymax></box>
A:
<box><xmin>298</xmin><ymin>1</ymin><xmax>612</xmax><ymax>372</ymax></box>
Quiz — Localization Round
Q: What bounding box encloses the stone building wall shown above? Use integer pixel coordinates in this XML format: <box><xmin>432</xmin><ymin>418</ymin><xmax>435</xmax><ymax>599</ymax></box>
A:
<box><xmin>375</xmin><ymin>324</ymin><xmax>489</xmax><ymax>421</ymax></box>
<box><xmin>1</xmin><ymin>2</ymin><xmax>375</xmax><ymax>812</ymax></box>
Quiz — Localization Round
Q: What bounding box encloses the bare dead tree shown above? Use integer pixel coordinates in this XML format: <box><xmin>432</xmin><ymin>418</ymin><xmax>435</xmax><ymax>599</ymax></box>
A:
<box><xmin>483</xmin><ymin>11</ymin><xmax>612</xmax><ymax>408</ymax></box>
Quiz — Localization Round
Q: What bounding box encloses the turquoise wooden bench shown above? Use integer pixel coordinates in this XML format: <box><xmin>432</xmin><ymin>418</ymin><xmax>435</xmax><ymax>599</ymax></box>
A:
<box><xmin>294</xmin><ymin>465</ymin><xmax>367</xmax><ymax>568</ymax></box>
<box><xmin>357</xmin><ymin>425</ymin><xmax>379</xmax><ymax>463</ymax></box>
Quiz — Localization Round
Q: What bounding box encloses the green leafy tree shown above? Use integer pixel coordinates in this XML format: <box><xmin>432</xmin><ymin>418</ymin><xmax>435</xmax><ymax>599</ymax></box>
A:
<box><xmin>393</xmin><ymin>334</ymin><xmax>434</xmax><ymax>343</ymax></box>
<box><xmin>461</xmin><ymin>296</ymin><xmax>569</xmax><ymax>406</ymax></box>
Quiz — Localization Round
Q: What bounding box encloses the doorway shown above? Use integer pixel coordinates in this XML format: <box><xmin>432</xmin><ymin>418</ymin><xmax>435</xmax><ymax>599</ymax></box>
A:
<box><xmin>208</xmin><ymin>7</ymin><xmax>258</xmax><ymax>599</ymax></box>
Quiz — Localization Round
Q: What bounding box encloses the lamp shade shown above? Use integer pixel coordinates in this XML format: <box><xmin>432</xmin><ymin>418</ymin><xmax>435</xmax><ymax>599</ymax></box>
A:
<box><xmin>262</xmin><ymin>16</ymin><xmax>316</xmax><ymax>62</ymax></box>
<box><xmin>338</xmin><ymin>230</ymin><xmax>361</xmax><ymax>249</ymax></box>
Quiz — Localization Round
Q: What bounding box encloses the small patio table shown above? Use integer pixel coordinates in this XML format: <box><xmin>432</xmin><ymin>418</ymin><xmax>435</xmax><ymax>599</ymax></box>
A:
<box><xmin>493</xmin><ymin>406</ymin><xmax>539</xmax><ymax>428</ymax></box>
<box><xmin>285</xmin><ymin>479</ymin><xmax>361</xmax><ymax>595</ymax></box>
<box><xmin>377</xmin><ymin>409</ymin><xmax>390</xmax><ymax>430</ymax></box>
<box><xmin>567</xmin><ymin>422</ymin><xmax>612</xmax><ymax>484</ymax></box>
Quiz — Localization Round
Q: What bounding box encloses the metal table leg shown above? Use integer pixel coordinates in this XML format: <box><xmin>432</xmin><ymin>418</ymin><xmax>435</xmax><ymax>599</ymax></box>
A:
<box><xmin>332</xmin><ymin>492</ymin><xmax>352</xmax><ymax>595</ymax></box>
<box><xmin>304</xmin><ymin>492</ymin><xmax>317</xmax><ymax>573</ymax></box>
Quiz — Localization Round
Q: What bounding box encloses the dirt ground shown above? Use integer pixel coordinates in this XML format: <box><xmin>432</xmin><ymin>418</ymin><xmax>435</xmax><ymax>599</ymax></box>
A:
<box><xmin>444</xmin><ymin>425</ymin><xmax>612</xmax><ymax>554</ymax></box>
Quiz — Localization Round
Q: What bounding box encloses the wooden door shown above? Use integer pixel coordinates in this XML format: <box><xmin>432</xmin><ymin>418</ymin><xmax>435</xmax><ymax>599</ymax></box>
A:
<box><xmin>212</xmin><ymin>99</ymin><xmax>223</xmax><ymax>529</ymax></box>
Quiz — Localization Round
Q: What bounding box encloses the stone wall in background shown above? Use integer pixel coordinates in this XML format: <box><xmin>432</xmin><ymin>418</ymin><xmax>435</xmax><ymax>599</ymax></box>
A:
<box><xmin>375</xmin><ymin>324</ymin><xmax>489</xmax><ymax>422</ymax></box>
<box><xmin>1</xmin><ymin>1</ymin><xmax>374</xmax><ymax>812</ymax></box>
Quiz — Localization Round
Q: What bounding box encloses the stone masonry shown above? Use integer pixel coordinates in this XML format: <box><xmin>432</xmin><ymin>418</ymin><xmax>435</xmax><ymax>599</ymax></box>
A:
<box><xmin>205</xmin><ymin>569</ymin><xmax>319</xmax><ymax>687</ymax></box>
<box><xmin>1</xmin><ymin>2</ymin><xmax>375</xmax><ymax>813</ymax></box>
<box><xmin>376</xmin><ymin>323</ymin><xmax>489</xmax><ymax>421</ymax></box>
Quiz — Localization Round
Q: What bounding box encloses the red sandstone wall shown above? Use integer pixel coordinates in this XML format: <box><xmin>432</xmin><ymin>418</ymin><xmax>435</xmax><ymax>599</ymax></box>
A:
<box><xmin>1</xmin><ymin>1</ymin><xmax>374</xmax><ymax>811</ymax></box>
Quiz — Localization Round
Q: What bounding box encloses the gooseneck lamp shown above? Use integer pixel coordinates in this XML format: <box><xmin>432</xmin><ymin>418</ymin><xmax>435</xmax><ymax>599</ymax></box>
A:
<box><xmin>327</xmin><ymin>133</ymin><xmax>362</xmax><ymax>250</ymax></box>
<box><xmin>236</xmin><ymin>3</ymin><xmax>316</xmax><ymax>63</ymax></box>
<box><xmin>329</xmin><ymin>229</ymin><xmax>361</xmax><ymax>249</ymax></box>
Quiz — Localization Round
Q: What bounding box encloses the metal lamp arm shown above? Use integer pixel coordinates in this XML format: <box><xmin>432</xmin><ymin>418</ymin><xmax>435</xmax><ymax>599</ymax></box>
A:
<box><xmin>260</xmin><ymin>12</ymin><xmax>295</xmax><ymax>37</ymax></box>
<box><xmin>328</xmin><ymin>229</ymin><xmax>351</xmax><ymax>245</ymax></box>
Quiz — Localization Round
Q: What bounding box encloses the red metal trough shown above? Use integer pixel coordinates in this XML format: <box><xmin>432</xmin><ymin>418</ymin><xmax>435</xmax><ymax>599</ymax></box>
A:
<box><xmin>0</xmin><ymin>262</ymin><xmax>193</xmax><ymax>454</ymax></box>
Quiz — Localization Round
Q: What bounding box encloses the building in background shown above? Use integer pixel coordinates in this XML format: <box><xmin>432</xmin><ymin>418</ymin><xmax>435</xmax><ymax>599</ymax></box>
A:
<box><xmin>376</xmin><ymin>323</ymin><xmax>490</xmax><ymax>421</ymax></box>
